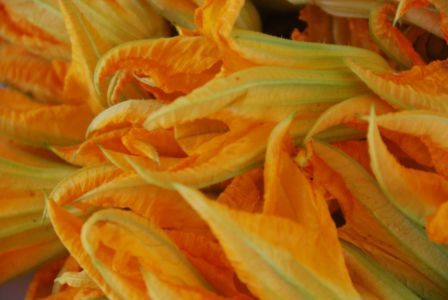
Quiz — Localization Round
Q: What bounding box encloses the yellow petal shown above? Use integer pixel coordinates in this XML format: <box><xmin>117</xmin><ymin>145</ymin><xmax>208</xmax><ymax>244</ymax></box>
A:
<box><xmin>168</xmin><ymin>230</ymin><xmax>252</xmax><ymax>297</ymax></box>
<box><xmin>24</xmin><ymin>257</ymin><xmax>67</xmax><ymax>300</ymax></box>
<box><xmin>1</xmin><ymin>0</ymin><xmax>69</xmax><ymax>43</ymax></box>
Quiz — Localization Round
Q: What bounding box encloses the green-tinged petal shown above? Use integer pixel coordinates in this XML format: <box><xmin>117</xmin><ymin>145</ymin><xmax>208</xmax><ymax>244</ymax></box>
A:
<box><xmin>73</xmin><ymin>0</ymin><xmax>170</xmax><ymax>44</ymax></box>
<box><xmin>1</xmin><ymin>0</ymin><xmax>68</xmax><ymax>43</ymax></box>
<box><xmin>175</xmin><ymin>185</ymin><xmax>360</xmax><ymax>300</ymax></box>
<box><xmin>0</xmin><ymin>2</ymin><xmax>70</xmax><ymax>60</ymax></box>
<box><xmin>145</xmin><ymin>0</ymin><xmax>196</xmax><ymax>30</ymax></box>
<box><xmin>80</xmin><ymin>209</ymin><xmax>214</xmax><ymax>299</ymax></box>
<box><xmin>367</xmin><ymin>109</ymin><xmax>448</xmax><ymax>226</ymax></box>
<box><xmin>311</xmin><ymin>140</ymin><xmax>448</xmax><ymax>299</ymax></box>
<box><xmin>50</xmin><ymin>164</ymin><xmax>124</xmax><ymax>206</ymax></box>
<box><xmin>304</xmin><ymin>93</ymin><xmax>394</xmax><ymax>142</ymax></box>
<box><xmin>47</xmin><ymin>200</ymin><xmax>122</xmax><ymax>299</ymax></box>
<box><xmin>372</xmin><ymin>110</ymin><xmax>448</xmax><ymax>149</ymax></box>
<box><xmin>144</xmin><ymin>66</ymin><xmax>367</xmax><ymax>130</ymax></box>
<box><xmin>59</xmin><ymin>0</ymin><xmax>110</xmax><ymax>113</ymax></box>
<box><xmin>231</xmin><ymin>30</ymin><xmax>391</xmax><ymax>71</ymax></box>
<box><xmin>55</xmin><ymin>270</ymin><xmax>96</xmax><ymax>289</ymax></box>
<box><xmin>342</xmin><ymin>240</ymin><xmax>420</xmax><ymax>300</ymax></box>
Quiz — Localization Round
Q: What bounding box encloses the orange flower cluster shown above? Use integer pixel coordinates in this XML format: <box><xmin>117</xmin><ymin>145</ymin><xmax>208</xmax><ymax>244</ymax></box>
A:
<box><xmin>0</xmin><ymin>0</ymin><xmax>447</xmax><ymax>299</ymax></box>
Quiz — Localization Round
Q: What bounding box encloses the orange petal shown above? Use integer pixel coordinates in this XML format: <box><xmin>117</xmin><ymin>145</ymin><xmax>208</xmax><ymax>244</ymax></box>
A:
<box><xmin>80</xmin><ymin>209</ymin><xmax>213</xmax><ymax>298</ymax></box>
<box><xmin>174</xmin><ymin>118</ymin><xmax>230</xmax><ymax>156</ymax></box>
<box><xmin>47</xmin><ymin>201</ymin><xmax>122</xmax><ymax>299</ymax></box>
<box><xmin>0</xmin><ymin>45</ymin><xmax>67</xmax><ymax>102</ymax></box>
<box><xmin>59</xmin><ymin>0</ymin><xmax>110</xmax><ymax>113</ymax></box>
<box><xmin>0</xmin><ymin>3</ymin><xmax>70</xmax><ymax>60</ymax></box>
<box><xmin>51</xmin><ymin>128</ymin><xmax>130</xmax><ymax>167</ymax></box>
<box><xmin>86</xmin><ymin>99</ymin><xmax>162</xmax><ymax>136</ymax></box>
<box><xmin>50</xmin><ymin>164</ymin><xmax>125</xmax><ymax>206</ymax></box>
<box><xmin>122</xmin><ymin>127</ymin><xmax>185</xmax><ymax>158</ymax></box>
<box><xmin>264</xmin><ymin>115</ymin><xmax>320</xmax><ymax>223</ymax></box>
<box><xmin>25</xmin><ymin>257</ymin><xmax>66</xmax><ymax>300</ymax></box>
<box><xmin>129</xmin><ymin>123</ymin><xmax>274</xmax><ymax>189</ymax></box>
<box><xmin>347</xmin><ymin>59</ymin><xmax>448</xmax><ymax>112</ymax></box>
<box><xmin>0</xmin><ymin>90</ymin><xmax>94</xmax><ymax>146</ymax></box>
<box><xmin>0</xmin><ymin>238</ymin><xmax>65</xmax><ymax>284</ymax></box>
<box><xmin>334</xmin><ymin>141</ymin><xmax>371</xmax><ymax>174</ymax></box>
<box><xmin>142</xmin><ymin>270</ymin><xmax>229</xmax><ymax>300</ymax></box>
<box><xmin>310</xmin><ymin>140</ymin><xmax>448</xmax><ymax>299</ymax></box>
<box><xmin>298</xmin><ymin>5</ymin><xmax>334</xmax><ymax>43</ymax></box>
<box><xmin>217</xmin><ymin>169</ymin><xmax>263</xmax><ymax>213</ymax></box>
<box><xmin>175</xmin><ymin>185</ymin><xmax>360</xmax><ymax>300</ymax></box>
<box><xmin>305</xmin><ymin>93</ymin><xmax>394</xmax><ymax>142</ymax></box>
<box><xmin>167</xmin><ymin>230</ymin><xmax>249</xmax><ymax>297</ymax></box>
<box><xmin>369</xmin><ymin>3</ymin><xmax>424</xmax><ymax>68</ymax></box>
<box><xmin>76</xmin><ymin>174</ymin><xmax>208</xmax><ymax>232</ymax></box>
<box><xmin>94</xmin><ymin>36</ymin><xmax>221</xmax><ymax>96</ymax></box>
<box><xmin>106</xmin><ymin>71</ymin><xmax>148</xmax><ymax>106</ymax></box>
<box><xmin>367</xmin><ymin>110</ymin><xmax>448</xmax><ymax>226</ymax></box>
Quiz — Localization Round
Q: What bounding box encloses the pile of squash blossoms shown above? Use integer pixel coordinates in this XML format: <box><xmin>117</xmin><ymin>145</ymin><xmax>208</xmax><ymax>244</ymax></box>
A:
<box><xmin>0</xmin><ymin>0</ymin><xmax>447</xmax><ymax>299</ymax></box>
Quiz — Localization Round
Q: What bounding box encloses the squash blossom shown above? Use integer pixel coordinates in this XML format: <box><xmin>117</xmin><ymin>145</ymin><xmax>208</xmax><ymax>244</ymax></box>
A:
<box><xmin>0</xmin><ymin>0</ymin><xmax>447</xmax><ymax>299</ymax></box>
